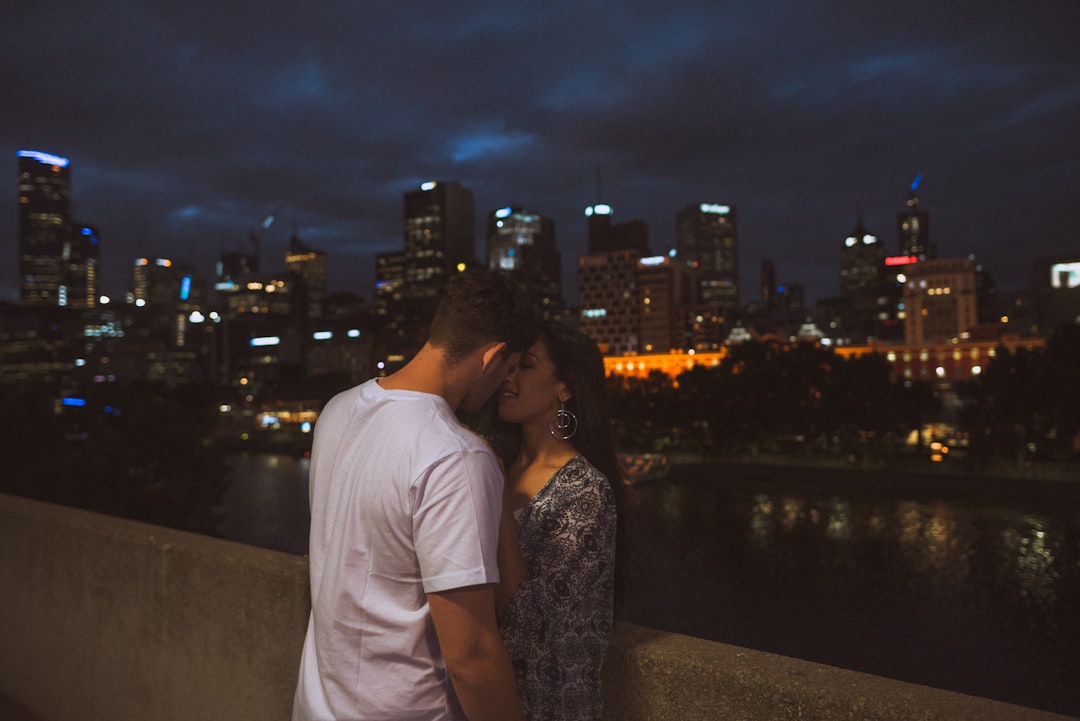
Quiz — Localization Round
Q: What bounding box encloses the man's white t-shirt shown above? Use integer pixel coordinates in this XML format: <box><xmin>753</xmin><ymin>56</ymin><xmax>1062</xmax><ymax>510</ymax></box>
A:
<box><xmin>293</xmin><ymin>379</ymin><xmax>503</xmax><ymax>721</ymax></box>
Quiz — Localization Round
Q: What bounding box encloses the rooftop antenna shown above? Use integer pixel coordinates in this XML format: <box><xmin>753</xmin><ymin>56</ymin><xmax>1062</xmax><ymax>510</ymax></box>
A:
<box><xmin>907</xmin><ymin>174</ymin><xmax>922</xmax><ymax>209</ymax></box>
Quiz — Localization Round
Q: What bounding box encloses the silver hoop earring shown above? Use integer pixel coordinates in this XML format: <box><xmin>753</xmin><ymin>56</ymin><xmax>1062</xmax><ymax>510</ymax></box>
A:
<box><xmin>549</xmin><ymin>401</ymin><xmax>578</xmax><ymax>441</ymax></box>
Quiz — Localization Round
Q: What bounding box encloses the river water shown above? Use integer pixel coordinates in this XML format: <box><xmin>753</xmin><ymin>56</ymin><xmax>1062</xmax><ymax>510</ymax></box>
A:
<box><xmin>215</xmin><ymin>453</ymin><xmax>1080</xmax><ymax>717</ymax></box>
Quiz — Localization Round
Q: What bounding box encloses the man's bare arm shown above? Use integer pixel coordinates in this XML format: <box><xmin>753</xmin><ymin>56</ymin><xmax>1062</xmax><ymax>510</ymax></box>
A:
<box><xmin>428</xmin><ymin>585</ymin><xmax>526</xmax><ymax>721</ymax></box>
<box><xmin>495</xmin><ymin>500</ymin><xmax>525</xmax><ymax>621</ymax></box>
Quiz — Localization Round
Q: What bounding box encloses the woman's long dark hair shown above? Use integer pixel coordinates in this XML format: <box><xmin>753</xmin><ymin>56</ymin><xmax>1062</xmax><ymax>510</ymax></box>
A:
<box><xmin>481</xmin><ymin>320</ymin><xmax>629</xmax><ymax>608</ymax></box>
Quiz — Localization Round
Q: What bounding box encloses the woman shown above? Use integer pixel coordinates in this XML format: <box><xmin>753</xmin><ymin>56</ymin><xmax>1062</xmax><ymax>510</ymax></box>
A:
<box><xmin>494</xmin><ymin>321</ymin><xmax>624</xmax><ymax>721</ymax></box>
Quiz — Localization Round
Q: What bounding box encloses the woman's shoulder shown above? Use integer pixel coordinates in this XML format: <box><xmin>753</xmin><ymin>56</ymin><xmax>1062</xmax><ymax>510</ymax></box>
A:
<box><xmin>559</xmin><ymin>455</ymin><xmax>611</xmax><ymax>487</ymax></box>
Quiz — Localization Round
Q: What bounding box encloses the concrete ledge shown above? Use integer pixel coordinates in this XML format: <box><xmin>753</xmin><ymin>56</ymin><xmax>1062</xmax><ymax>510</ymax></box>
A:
<box><xmin>1</xmin><ymin>493</ymin><xmax>1074</xmax><ymax>721</ymax></box>
<box><xmin>0</xmin><ymin>493</ymin><xmax>309</xmax><ymax>721</ymax></box>
<box><xmin>602</xmin><ymin>624</ymin><xmax>1076</xmax><ymax>720</ymax></box>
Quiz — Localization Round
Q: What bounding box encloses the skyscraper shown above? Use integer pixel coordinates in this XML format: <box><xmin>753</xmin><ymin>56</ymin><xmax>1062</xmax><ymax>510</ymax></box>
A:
<box><xmin>284</xmin><ymin>230</ymin><xmax>327</xmax><ymax>320</ymax></box>
<box><xmin>578</xmin><ymin>249</ymin><xmax>640</xmax><ymax>355</ymax></box>
<box><xmin>839</xmin><ymin>214</ymin><xmax>885</xmax><ymax>339</ymax></box>
<box><xmin>637</xmin><ymin>254</ymin><xmax>692</xmax><ymax>353</ymax></box>
<box><xmin>383</xmin><ymin>181</ymin><xmax>478</xmax><ymax>360</ymax></box>
<box><xmin>17</xmin><ymin>150</ymin><xmax>73</xmax><ymax>306</ymax></box>
<box><xmin>676</xmin><ymin>203</ymin><xmax>739</xmax><ymax>324</ymax></box>
<box><xmin>760</xmin><ymin>259</ymin><xmax>777</xmax><ymax>312</ymax></box>
<box><xmin>486</xmin><ymin>205</ymin><xmax>563</xmax><ymax>318</ymax></box>
<box><xmin>64</xmin><ymin>224</ymin><xmax>100</xmax><ymax>309</ymax></box>
<box><xmin>897</xmin><ymin>175</ymin><xmax>934</xmax><ymax>260</ymax></box>
<box><xmin>585</xmin><ymin>203</ymin><xmax>649</xmax><ymax>254</ymax></box>
<box><xmin>403</xmin><ymin>180</ymin><xmax>476</xmax><ymax>286</ymax></box>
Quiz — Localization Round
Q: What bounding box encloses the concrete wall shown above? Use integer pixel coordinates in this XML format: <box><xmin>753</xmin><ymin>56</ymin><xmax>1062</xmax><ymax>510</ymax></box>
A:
<box><xmin>1</xmin><ymin>493</ymin><xmax>1074</xmax><ymax>721</ymax></box>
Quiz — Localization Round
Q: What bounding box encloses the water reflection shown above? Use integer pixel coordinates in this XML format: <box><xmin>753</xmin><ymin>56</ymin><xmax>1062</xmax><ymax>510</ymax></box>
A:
<box><xmin>620</xmin><ymin>463</ymin><xmax>1079</xmax><ymax>716</ymax></box>
<box><xmin>999</xmin><ymin>515</ymin><xmax>1060</xmax><ymax>611</ymax></box>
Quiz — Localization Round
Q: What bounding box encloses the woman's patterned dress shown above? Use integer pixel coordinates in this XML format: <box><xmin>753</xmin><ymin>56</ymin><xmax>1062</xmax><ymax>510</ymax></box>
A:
<box><xmin>500</xmin><ymin>455</ymin><xmax>617</xmax><ymax>721</ymax></box>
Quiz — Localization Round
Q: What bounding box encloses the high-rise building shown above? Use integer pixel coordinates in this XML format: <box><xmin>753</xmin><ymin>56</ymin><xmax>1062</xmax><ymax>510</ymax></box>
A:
<box><xmin>403</xmin><ymin>180</ymin><xmax>476</xmax><ymax>286</ymax></box>
<box><xmin>132</xmin><ymin>258</ymin><xmax>206</xmax><ymax>314</ymax></box>
<box><xmin>374</xmin><ymin>251</ymin><xmax>406</xmax><ymax>315</ymax></box>
<box><xmin>284</xmin><ymin>230</ymin><xmax>327</xmax><ymax>320</ymax></box>
<box><xmin>637</xmin><ymin>254</ymin><xmax>692</xmax><ymax>353</ymax></box>
<box><xmin>486</xmin><ymin>205</ymin><xmax>563</xmax><ymax>318</ymax></box>
<box><xmin>578</xmin><ymin>249</ymin><xmax>641</xmax><ymax>355</ymax></box>
<box><xmin>379</xmin><ymin>181</ymin><xmax>479</xmax><ymax>359</ymax></box>
<box><xmin>897</xmin><ymin>175</ymin><xmax>934</xmax><ymax>260</ymax></box>
<box><xmin>63</xmin><ymin>224</ymin><xmax>100</xmax><ymax>309</ymax></box>
<box><xmin>215</xmin><ymin>252</ymin><xmax>256</xmax><ymax>293</ymax></box>
<box><xmin>878</xmin><ymin>253</ymin><xmax>917</xmax><ymax>341</ymax></box>
<box><xmin>17</xmin><ymin>150</ymin><xmax>73</xmax><ymax>306</ymax></box>
<box><xmin>585</xmin><ymin>204</ymin><xmax>649</xmax><ymax>254</ymax></box>
<box><xmin>676</xmin><ymin>203</ymin><xmax>739</xmax><ymax>324</ymax></box>
<box><xmin>839</xmin><ymin>215</ymin><xmax>885</xmax><ymax>339</ymax></box>
<box><xmin>131</xmin><ymin>257</ymin><xmax>208</xmax><ymax>359</ymax></box>
<box><xmin>760</xmin><ymin>259</ymin><xmax>777</xmax><ymax>312</ymax></box>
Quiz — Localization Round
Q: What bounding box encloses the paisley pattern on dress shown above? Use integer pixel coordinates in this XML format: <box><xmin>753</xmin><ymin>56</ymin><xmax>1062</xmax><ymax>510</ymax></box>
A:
<box><xmin>500</xmin><ymin>455</ymin><xmax>616</xmax><ymax>721</ymax></box>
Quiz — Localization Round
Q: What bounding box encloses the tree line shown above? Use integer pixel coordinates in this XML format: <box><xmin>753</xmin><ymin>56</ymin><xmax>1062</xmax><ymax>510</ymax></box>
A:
<box><xmin>607</xmin><ymin>324</ymin><xmax>1080</xmax><ymax>470</ymax></box>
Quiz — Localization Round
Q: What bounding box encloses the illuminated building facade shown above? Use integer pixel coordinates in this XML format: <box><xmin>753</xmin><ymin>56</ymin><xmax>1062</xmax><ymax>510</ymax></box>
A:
<box><xmin>834</xmin><ymin>337</ymin><xmax>1045</xmax><ymax>383</ymax></box>
<box><xmin>603</xmin><ymin>337</ymin><xmax>1045</xmax><ymax>386</ymax></box>
<box><xmin>0</xmin><ymin>304</ymin><xmax>78</xmax><ymax>385</ymax></box>
<box><xmin>877</xmin><ymin>254</ymin><xmax>918</xmax><ymax>341</ymax></box>
<box><xmin>17</xmin><ymin>150</ymin><xmax>73</xmax><ymax>306</ymax></box>
<box><xmin>897</xmin><ymin>175</ymin><xmax>934</xmax><ymax>260</ymax></box>
<box><xmin>219</xmin><ymin>277</ymin><xmax>292</xmax><ymax>318</ymax></box>
<box><xmin>578</xmin><ymin>249</ymin><xmax>641</xmax><ymax>355</ymax></box>
<box><xmin>216</xmin><ymin>244</ymin><xmax>259</xmax><ymax>294</ymax></box>
<box><xmin>284</xmin><ymin>232</ymin><xmax>327</xmax><ymax>320</ymax></box>
<box><xmin>902</xmin><ymin>258</ymin><xmax>978</xmax><ymax>344</ymax></box>
<box><xmin>131</xmin><ymin>257</ymin><xmax>207</xmax><ymax>347</ymax></box>
<box><xmin>374</xmin><ymin>251</ymin><xmax>406</xmax><ymax>316</ymax></box>
<box><xmin>403</xmin><ymin>180</ymin><xmax>476</xmax><ymax>287</ymax></box>
<box><xmin>384</xmin><ymin>181</ymin><xmax>478</xmax><ymax>357</ymax></box>
<box><xmin>1032</xmin><ymin>255</ymin><xmax>1080</xmax><ymax>331</ymax></box>
<box><xmin>486</xmin><ymin>205</ymin><xmax>563</xmax><ymax>318</ymax></box>
<box><xmin>676</xmin><ymin>203</ymin><xmax>739</xmax><ymax>325</ymax></box>
<box><xmin>637</xmin><ymin>255</ymin><xmax>692</xmax><ymax>353</ymax></box>
<box><xmin>63</xmin><ymin>224</ymin><xmax>99</xmax><ymax>309</ymax></box>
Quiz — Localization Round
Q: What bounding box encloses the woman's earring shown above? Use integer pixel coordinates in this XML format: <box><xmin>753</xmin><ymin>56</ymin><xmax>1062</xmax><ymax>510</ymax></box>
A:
<box><xmin>549</xmin><ymin>400</ymin><xmax>578</xmax><ymax>441</ymax></box>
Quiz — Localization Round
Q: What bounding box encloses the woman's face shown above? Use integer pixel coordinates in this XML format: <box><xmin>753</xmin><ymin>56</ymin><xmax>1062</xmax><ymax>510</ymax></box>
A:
<box><xmin>497</xmin><ymin>337</ymin><xmax>568</xmax><ymax>426</ymax></box>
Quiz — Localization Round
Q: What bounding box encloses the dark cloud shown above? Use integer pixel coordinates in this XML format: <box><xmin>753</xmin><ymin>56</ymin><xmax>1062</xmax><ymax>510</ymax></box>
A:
<box><xmin>2</xmin><ymin>1</ymin><xmax>1078</xmax><ymax>304</ymax></box>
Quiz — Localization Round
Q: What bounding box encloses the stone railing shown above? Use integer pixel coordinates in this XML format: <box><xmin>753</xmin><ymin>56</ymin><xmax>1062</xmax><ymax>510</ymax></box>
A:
<box><xmin>1</xmin><ymin>493</ymin><xmax>1074</xmax><ymax>721</ymax></box>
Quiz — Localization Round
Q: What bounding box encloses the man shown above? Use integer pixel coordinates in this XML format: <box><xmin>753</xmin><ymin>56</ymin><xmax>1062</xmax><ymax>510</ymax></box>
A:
<box><xmin>293</xmin><ymin>270</ymin><xmax>531</xmax><ymax>721</ymax></box>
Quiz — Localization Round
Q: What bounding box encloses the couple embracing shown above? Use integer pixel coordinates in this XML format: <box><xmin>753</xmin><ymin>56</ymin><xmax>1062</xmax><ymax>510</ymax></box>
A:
<box><xmin>292</xmin><ymin>269</ymin><xmax>624</xmax><ymax>721</ymax></box>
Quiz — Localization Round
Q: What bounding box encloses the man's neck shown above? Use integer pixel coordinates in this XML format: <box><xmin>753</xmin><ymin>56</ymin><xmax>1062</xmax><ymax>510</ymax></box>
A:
<box><xmin>378</xmin><ymin>343</ymin><xmax>465</xmax><ymax>410</ymax></box>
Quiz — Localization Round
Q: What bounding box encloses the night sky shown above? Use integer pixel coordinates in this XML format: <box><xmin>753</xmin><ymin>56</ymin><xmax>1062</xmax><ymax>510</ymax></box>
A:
<box><xmin>3</xmin><ymin>2</ymin><xmax>1078</xmax><ymax>307</ymax></box>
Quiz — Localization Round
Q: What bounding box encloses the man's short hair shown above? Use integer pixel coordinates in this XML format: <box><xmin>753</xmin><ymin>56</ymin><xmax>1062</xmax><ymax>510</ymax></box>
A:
<box><xmin>428</xmin><ymin>270</ymin><xmax>535</xmax><ymax>365</ymax></box>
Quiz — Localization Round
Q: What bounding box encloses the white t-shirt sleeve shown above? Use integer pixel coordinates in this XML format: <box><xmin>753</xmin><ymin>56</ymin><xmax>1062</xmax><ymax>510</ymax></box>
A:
<box><xmin>412</xmin><ymin>448</ymin><xmax>503</xmax><ymax>594</ymax></box>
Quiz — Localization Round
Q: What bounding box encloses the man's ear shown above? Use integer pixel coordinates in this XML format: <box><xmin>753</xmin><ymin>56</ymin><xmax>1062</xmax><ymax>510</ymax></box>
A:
<box><xmin>480</xmin><ymin>341</ymin><xmax>508</xmax><ymax>373</ymax></box>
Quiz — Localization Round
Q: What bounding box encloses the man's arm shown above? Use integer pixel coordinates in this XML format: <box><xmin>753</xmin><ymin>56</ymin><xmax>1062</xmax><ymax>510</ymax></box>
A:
<box><xmin>428</xmin><ymin>585</ymin><xmax>526</xmax><ymax>721</ymax></box>
<box><xmin>495</xmin><ymin>495</ymin><xmax>526</xmax><ymax>621</ymax></box>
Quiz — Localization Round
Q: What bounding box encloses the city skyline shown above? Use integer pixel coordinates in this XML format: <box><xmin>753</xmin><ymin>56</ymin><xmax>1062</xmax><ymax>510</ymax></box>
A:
<box><xmin>3</xmin><ymin>2</ymin><xmax>1078</xmax><ymax>306</ymax></box>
